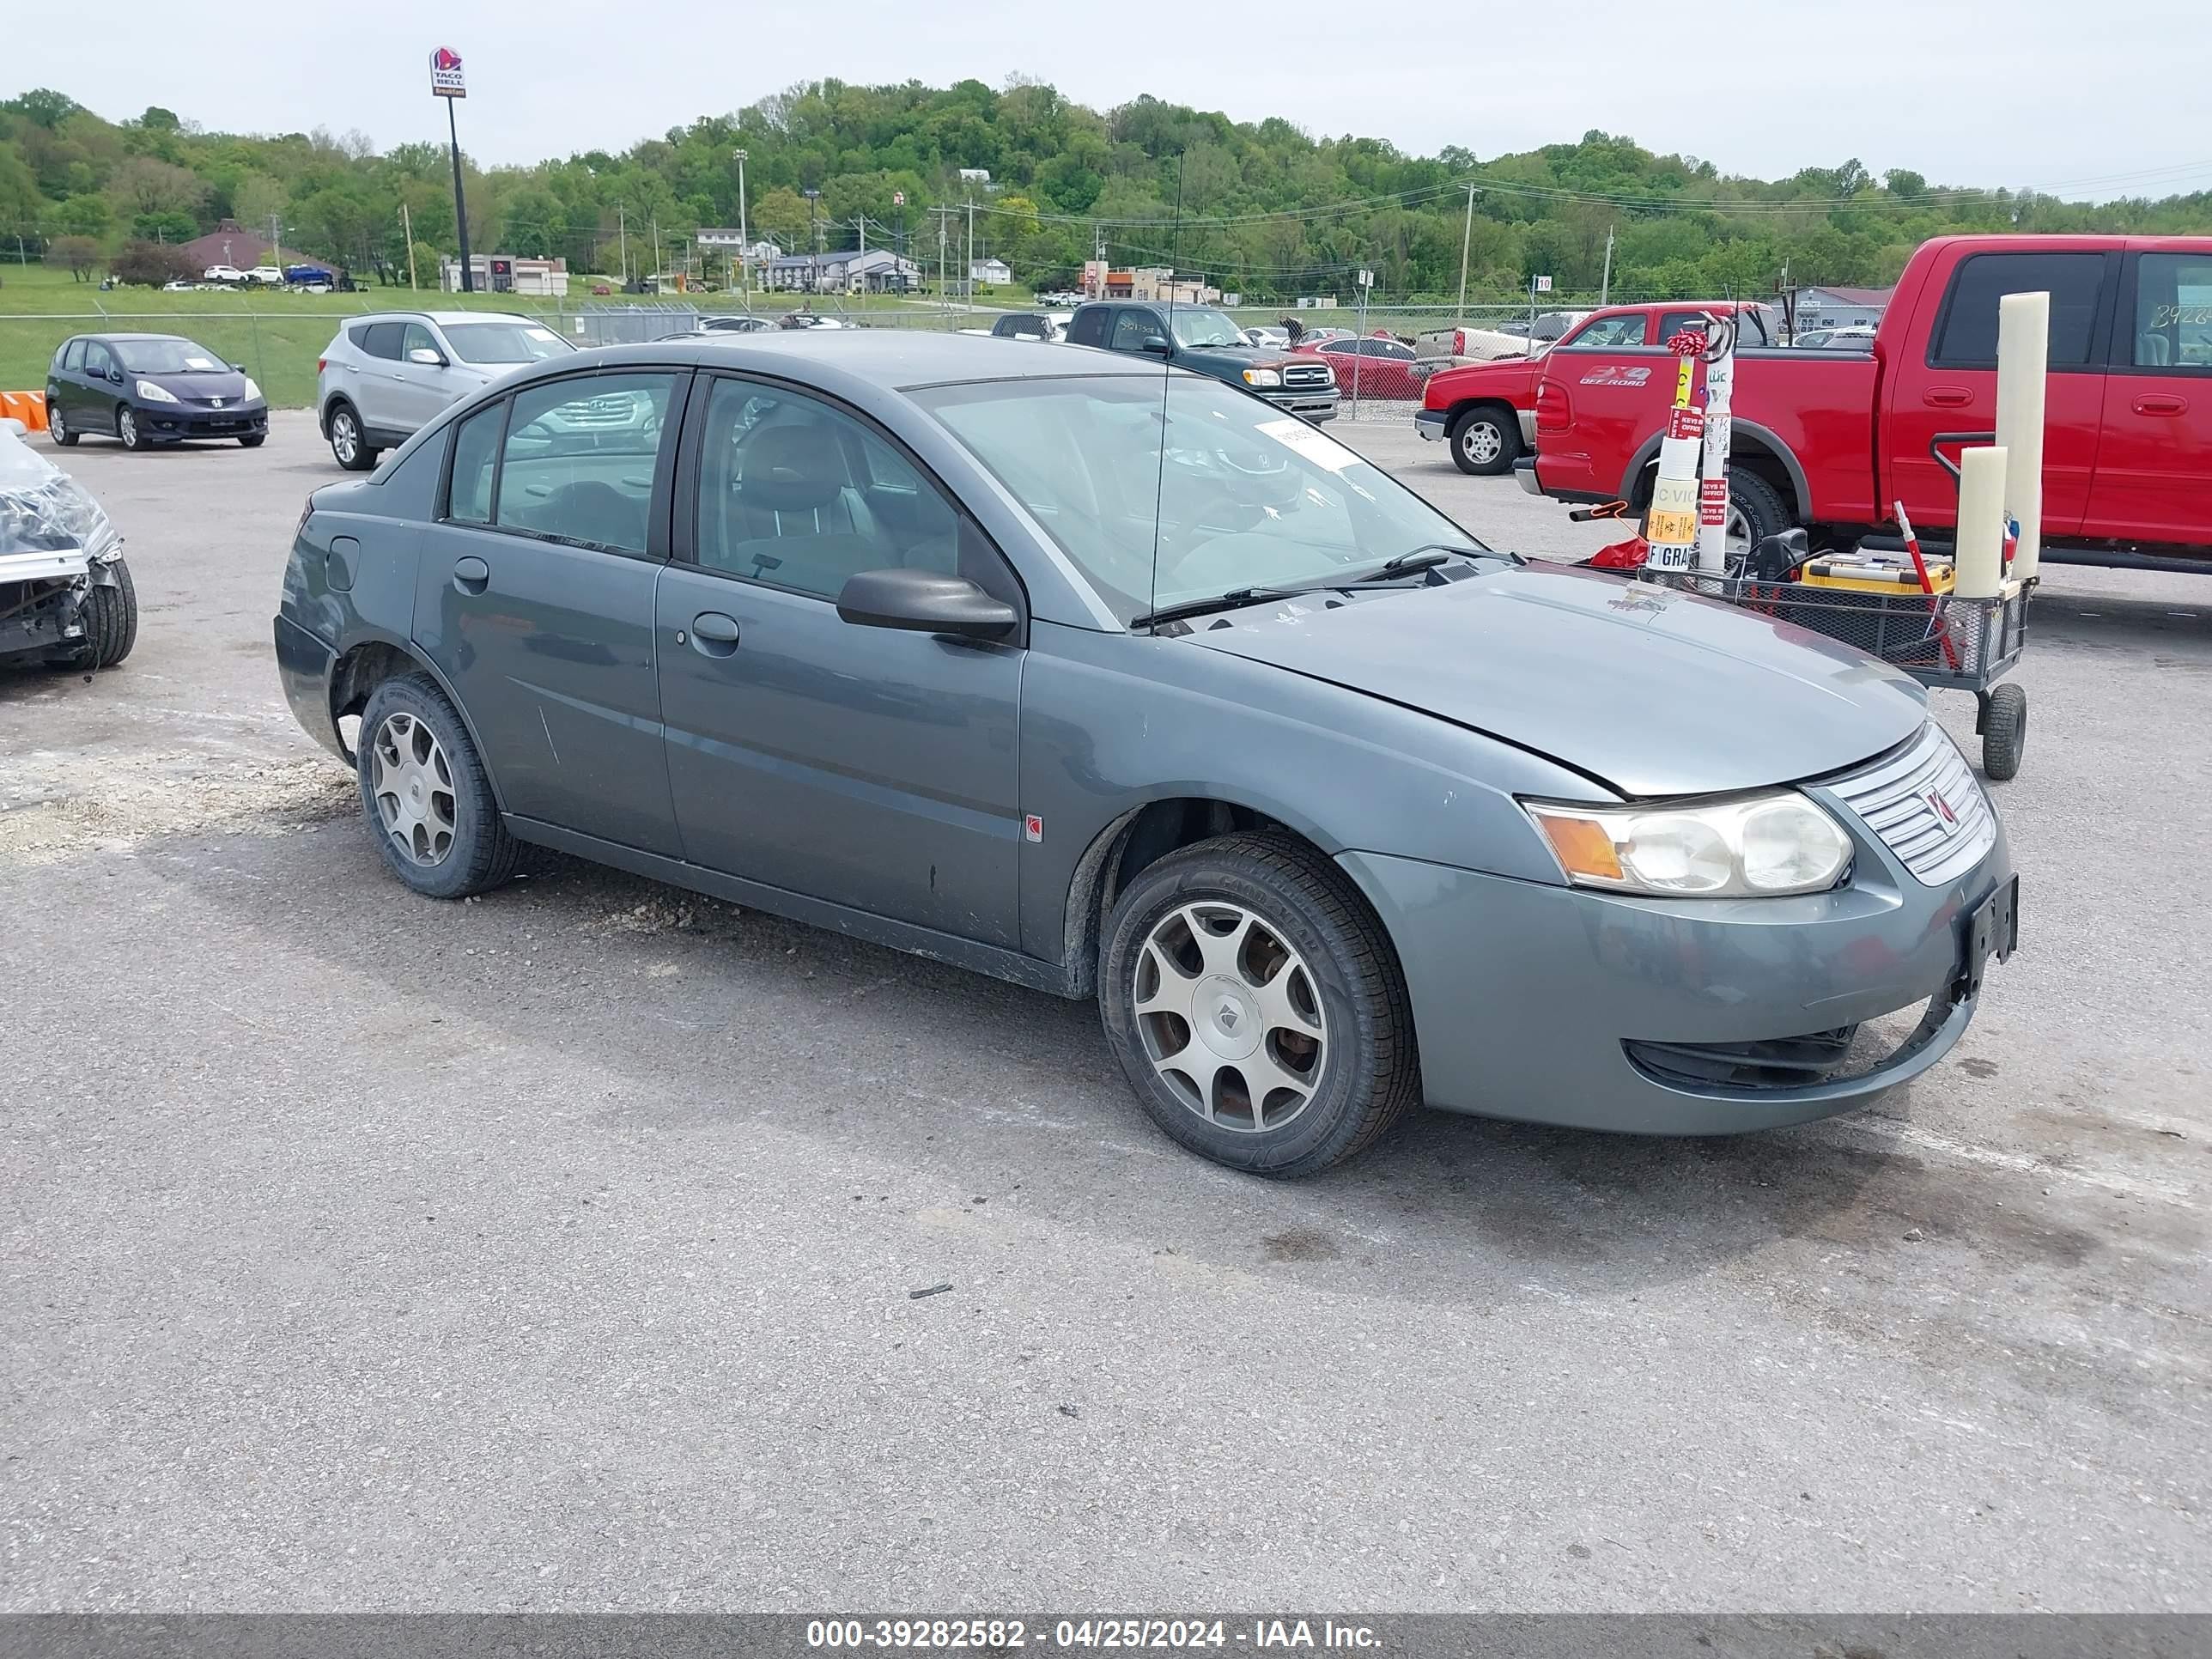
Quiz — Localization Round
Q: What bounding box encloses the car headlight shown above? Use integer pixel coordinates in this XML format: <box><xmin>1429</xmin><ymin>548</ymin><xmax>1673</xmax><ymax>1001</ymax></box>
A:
<box><xmin>135</xmin><ymin>380</ymin><xmax>179</xmax><ymax>404</ymax></box>
<box><xmin>1242</xmin><ymin>368</ymin><xmax>1282</xmax><ymax>388</ymax></box>
<box><xmin>1522</xmin><ymin>792</ymin><xmax>1853</xmax><ymax>896</ymax></box>
<box><xmin>243</xmin><ymin>377</ymin><xmax>263</xmax><ymax>402</ymax></box>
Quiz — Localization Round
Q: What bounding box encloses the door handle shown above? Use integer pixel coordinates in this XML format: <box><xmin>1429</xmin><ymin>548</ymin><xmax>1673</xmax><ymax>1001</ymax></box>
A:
<box><xmin>1923</xmin><ymin>386</ymin><xmax>1973</xmax><ymax>408</ymax></box>
<box><xmin>690</xmin><ymin>611</ymin><xmax>740</xmax><ymax>656</ymax></box>
<box><xmin>2134</xmin><ymin>393</ymin><xmax>2187</xmax><ymax>416</ymax></box>
<box><xmin>453</xmin><ymin>556</ymin><xmax>489</xmax><ymax>594</ymax></box>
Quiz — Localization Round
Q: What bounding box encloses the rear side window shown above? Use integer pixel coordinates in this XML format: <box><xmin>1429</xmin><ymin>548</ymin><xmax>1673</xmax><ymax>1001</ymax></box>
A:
<box><xmin>357</xmin><ymin>321</ymin><xmax>405</xmax><ymax>361</ymax></box>
<box><xmin>1108</xmin><ymin>310</ymin><xmax>1162</xmax><ymax>351</ymax></box>
<box><xmin>446</xmin><ymin>402</ymin><xmax>506</xmax><ymax>525</ymax></box>
<box><xmin>58</xmin><ymin>339</ymin><xmax>86</xmax><ymax>371</ymax></box>
<box><xmin>493</xmin><ymin>373</ymin><xmax>678</xmax><ymax>554</ymax></box>
<box><xmin>1931</xmin><ymin>252</ymin><xmax>2106</xmax><ymax>368</ymax></box>
<box><xmin>2130</xmin><ymin>253</ymin><xmax>2212</xmax><ymax>370</ymax></box>
<box><xmin>1569</xmin><ymin>315</ymin><xmax>1648</xmax><ymax>348</ymax></box>
<box><xmin>1066</xmin><ymin>308</ymin><xmax>1108</xmax><ymax>348</ymax></box>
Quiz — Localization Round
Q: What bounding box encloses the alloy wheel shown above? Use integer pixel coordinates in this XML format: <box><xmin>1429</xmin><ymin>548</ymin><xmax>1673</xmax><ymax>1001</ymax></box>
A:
<box><xmin>1132</xmin><ymin>902</ymin><xmax>1328</xmax><ymax>1132</ymax></box>
<box><xmin>370</xmin><ymin>711</ymin><xmax>458</xmax><ymax>866</ymax></box>
<box><xmin>47</xmin><ymin>406</ymin><xmax>65</xmax><ymax>444</ymax></box>
<box><xmin>118</xmin><ymin>408</ymin><xmax>139</xmax><ymax>449</ymax></box>
<box><xmin>332</xmin><ymin>410</ymin><xmax>359</xmax><ymax>465</ymax></box>
<box><xmin>1462</xmin><ymin>420</ymin><xmax>1503</xmax><ymax>466</ymax></box>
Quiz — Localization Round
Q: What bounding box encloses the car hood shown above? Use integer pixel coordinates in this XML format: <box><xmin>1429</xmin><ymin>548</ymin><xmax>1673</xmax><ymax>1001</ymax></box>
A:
<box><xmin>1182</xmin><ymin>563</ymin><xmax>1928</xmax><ymax>798</ymax></box>
<box><xmin>137</xmin><ymin>367</ymin><xmax>258</xmax><ymax>404</ymax></box>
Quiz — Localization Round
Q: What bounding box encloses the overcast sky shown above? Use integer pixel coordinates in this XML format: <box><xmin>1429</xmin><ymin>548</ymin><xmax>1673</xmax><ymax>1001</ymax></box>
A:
<box><xmin>14</xmin><ymin>0</ymin><xmax>2211</xmax><ymax>199</ymax></box>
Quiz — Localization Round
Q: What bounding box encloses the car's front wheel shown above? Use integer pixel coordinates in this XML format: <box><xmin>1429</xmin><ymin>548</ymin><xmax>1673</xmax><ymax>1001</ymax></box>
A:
<box><xmin>74</xmin><ymin>559</ymin><xmax>138</xmax><ymax>670</ymax></box>
<box><xmin>356</xmin><ymin>674</ymin><xmax>519</xmax><ymax>899</ymax></box>
<box><xmin>116</xmin><ymin>406</ymin><xmax>146</xmax><ymax>451</ymax></box>
<box><xmin>1448</xmin><ymin>405</ymin><xmax>1519</xmax><ymax>476</ymax></box>
<box><xmin>1098</xmin><ymin>833</ymin><xmax>1420</xmax><ymax>1176</ymax></box>
<box><xmin>327</xmin><ymin>402</ymin><xmax>378</xmax><ymax>471</ymax></box>
<box><xmin>238</xmin><ymin>433</ymin><xmax>265</xmax><ymax>449</ymax></box>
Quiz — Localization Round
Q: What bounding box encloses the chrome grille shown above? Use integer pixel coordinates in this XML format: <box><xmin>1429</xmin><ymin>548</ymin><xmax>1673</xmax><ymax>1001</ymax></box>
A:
<box><xmin>1282</xmin><ymin>362</ymin><xmax>1333</xmax><ymax>390</ymax></box>
<box><xmin>1825</xmin><ymin>722</ymin><xmax>1996</xmax><ymax>886</ymax></box>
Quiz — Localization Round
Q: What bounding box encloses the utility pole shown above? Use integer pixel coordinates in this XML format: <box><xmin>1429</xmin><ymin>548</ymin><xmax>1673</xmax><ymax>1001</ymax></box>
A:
<box><xmin>401</xmin><ymin>203</ymin><xmax>417</xmax><ymax>289</ymax></box>
<box><xmin>936</xmin><ymin>208</ymin><xmax>949</xmax><ymax>314</ymax></box>
<box><xmin>650</xmin><ymin>216</ymin><xmax>660</xmax><ymax>290</ymax></box>
<box><xmin>1455</xmin><ymin>183</ymin><xmax>1475</xmax><ymax>321</ymax></box>
<box><xmin>617</xmin><ymin>205</ymin><xmax>627</xmax><ymax>287</ymax></box>
<box><xmin>805</xmin><ymin>189</ymin><xmax>822</xmax><ymax>296</ymax></box>
<box><xmin>1093</xmin><ymin>222</ymin><xmax>1106</xmax><ymax>298</ymax></box>
<box><xmin>269</xmin><ymin>213</ymin><xmax>283</xmax><ymax>275</ymax></box>
<box><xmin>1599</xmin><ymin>226</ymin><xmax>1615</xmax><ymax>307</ymax></box>
<box><xmin>732</xmin><ymin>148</ymin><xmax>748</xmax><ymax>295</ymax></box>
<box><xmin>965</xmin><ymin>197</ymin><xmax>975</xmax><ymax>307</ymax></box>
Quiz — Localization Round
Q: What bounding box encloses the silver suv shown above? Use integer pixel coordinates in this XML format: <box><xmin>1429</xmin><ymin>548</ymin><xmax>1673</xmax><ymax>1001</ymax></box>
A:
<box><xmin>314</xmin><ymin>312</ymin><xmax>576</xmax><ymax>470</ymax></box>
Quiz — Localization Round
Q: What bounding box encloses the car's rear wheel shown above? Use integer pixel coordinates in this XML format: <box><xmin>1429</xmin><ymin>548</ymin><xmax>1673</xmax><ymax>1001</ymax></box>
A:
<box><xmin>47</xmin><ymin>403</ymin><xmax>77</xmax><ymax>447</ymax></box>
<box><xmin>327</xmin><ymin>402</ymin><xmax>377</xmax><ymax>471</ymax></box>
<box><xmin>1098</xmin><ymin>833</ymin><xmax>1419</xmax><ymax>1176</ymax></box>
<box><xmin>1448</xmin><ymin>405</ymin><xmax>1519</xmax><ymax>476</ymax></box>
<box><xmin>116</xmin><ymin>407</ymin><xmax>145</xmax><ymax>452</ymax></box>
<box><xmin>356</xmin><ymin>674</ymin><xmax>518</xmax><ymax>899</ymax></box>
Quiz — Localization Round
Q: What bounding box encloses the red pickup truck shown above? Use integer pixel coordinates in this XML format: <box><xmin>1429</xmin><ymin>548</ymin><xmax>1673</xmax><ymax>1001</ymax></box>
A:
<box><xmin>1416</xmin><ymin>301</ymin><xmax>1782</xmax><ymax>475</ymax></box>
<box><xmin>1517</xmin><ymin>234</ymin><xmax>2212</xmax><ymax>564</ymax></box>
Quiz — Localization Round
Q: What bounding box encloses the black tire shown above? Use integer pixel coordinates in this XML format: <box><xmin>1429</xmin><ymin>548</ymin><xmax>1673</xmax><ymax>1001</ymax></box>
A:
<box><xmin>356</xmin><ymin>673</ymin><xmax>519</xmax><ymax>900</ymax></box>
<box><xmin>239</xmin><ymin>433</ymin><xmax>266</xmax><ymax>449</ymax></box>
<box><xmin>47</xmin><ymin>402</ymin><xmax>78</xmax><ymax>447</ymax></box>
<box><xmin>73</xmin><ymin>559</ymin><xmax>139</xmax><ymax>671</ymax></box>
<box><xmin>1098</xmin><ymin>832</ymin><xmax>1420</xmax><ymax>1176</ymax></box>
<box><xmin>326</xmin><ymin>401</ymin><xmax>378</xmax><ymax>471</ymax></box>
<box><xmin>116</xmin><ymin>406</ymin><xmax>146</xmax><ymax>452</ymax></box>
<box><xmin>1447</xmin><ymin>404</ymin><xmax>1520</xmax><ymax>476</ymax></box>
<box><xmin>1982</xmin><ymin>683</ymin><xmax>2027</xmax><ymax>781</ymax></box>
<box><xmin>1728</xmin><ymin>469</ymin><xmax>1793</xmax><ymax>548</ymax></box>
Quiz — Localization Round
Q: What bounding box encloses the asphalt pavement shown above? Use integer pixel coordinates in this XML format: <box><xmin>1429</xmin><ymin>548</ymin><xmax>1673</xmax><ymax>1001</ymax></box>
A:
<box><xmin>2</xmin><ymin>410</ymin><xmax>2206</xmax><ymax>1612</ymax></box>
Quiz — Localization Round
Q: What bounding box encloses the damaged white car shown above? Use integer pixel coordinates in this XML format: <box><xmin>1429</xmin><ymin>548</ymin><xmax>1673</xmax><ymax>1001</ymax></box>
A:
<box><xmin>0</xmin><ymin>418</ymin><xmax>137</xmax><ymax>672</ymax></box>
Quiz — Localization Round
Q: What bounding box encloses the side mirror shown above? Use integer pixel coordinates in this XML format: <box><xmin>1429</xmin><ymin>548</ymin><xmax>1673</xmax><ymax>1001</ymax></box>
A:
<box><xmin>836</xmin><ymin>568</ymin><xmax>1018</xmax><ymax>643</ymax></box>
<box><xmin>230</xmin><ymin>362</ymin><xmax>246</xmax><ymax>372</ymax></box>
<box><xmin>408</xmin><ymin>347</ymin><xmax>447</xmax><ymax>367</ymax></box>
<box><xmin>1139</xmin><ymin>335</ymin><xmax>1172</xmax><ymax>356</ymax></box>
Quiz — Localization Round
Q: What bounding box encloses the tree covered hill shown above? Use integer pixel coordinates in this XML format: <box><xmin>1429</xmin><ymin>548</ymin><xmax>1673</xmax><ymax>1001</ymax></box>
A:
<box><xmin>3</xmin><ymin>79</ymin><xmax>2207</xmax><ymax>301</ymax></box>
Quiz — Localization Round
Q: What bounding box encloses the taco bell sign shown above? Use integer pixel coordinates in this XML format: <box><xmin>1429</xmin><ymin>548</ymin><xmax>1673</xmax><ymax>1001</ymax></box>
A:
<box><xmin>429</xmin><ymin>47</ymin><xmax>466</xmax><ymax>99</ymax></box>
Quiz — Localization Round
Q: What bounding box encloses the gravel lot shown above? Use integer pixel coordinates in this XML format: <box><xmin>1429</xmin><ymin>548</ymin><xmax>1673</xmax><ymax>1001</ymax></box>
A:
<box><xmin>3</xmin><ymin>410</ymin><xmax>2207</xmax><ymax>1612</ymax></box>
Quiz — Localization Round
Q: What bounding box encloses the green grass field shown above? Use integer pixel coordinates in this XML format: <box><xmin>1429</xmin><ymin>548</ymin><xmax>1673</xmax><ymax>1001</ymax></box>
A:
<box><xmin>0</xmin><ymin>261</ymin><xmax>1035</xmax><ymax>410</ymax></box>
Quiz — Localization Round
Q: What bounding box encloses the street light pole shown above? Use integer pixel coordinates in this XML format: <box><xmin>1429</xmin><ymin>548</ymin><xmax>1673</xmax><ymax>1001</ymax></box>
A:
<box><xmin>805</xmin><ymin>189</ymin><xmax>821</xmax><ymax>295</ymax></box>
<box><xmin>446</xmin><ymin>94</ymin><xmax>472</xmax><ymax>294</ymax></box>
<box><xmin>1455</xmin><ymin>183</ymin><xmax>1475</xmax><ymax>322</ymax></box>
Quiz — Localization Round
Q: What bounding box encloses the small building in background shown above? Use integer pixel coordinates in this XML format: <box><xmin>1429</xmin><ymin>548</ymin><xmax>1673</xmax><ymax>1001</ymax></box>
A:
<box><xmin>968</xmin><ymin>257</ymin><xmax>1012</xmax><ymax>288</ymax></box>
<box><xmin>441</xmin><ymin>254</ymin><xmax>570</xmax><ymax>296</ymax></box>
<box><xmin>1796</xmin><ymin>284</ymin><xmax>1891</xmax><ymax>330</ymax></box>
<box><xmin>1127</xmin><ymin>266</ymin><xmax>1220</xmax><ymax>306</ymax></box>
<box><xmin>763</xmin><ymin>248</ymin><xmax>921</xmax><ymax>295</ymax></box>
<box><xmin>179</xmin><ymin>220</ymin><xmax>276</xmax><ymax>275</ymax></box>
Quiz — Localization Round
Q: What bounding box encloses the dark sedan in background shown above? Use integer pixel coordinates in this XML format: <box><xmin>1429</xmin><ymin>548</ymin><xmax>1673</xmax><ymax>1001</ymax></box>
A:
<box><xmin>273</xmin><ymin>334</ymin><xmax>2014</xmax><ymax>1177</ymax></box>
<box><xmin>45</xmin><ymin>333</ymin><xmax>270</xmax><ymax>453</ymax></box>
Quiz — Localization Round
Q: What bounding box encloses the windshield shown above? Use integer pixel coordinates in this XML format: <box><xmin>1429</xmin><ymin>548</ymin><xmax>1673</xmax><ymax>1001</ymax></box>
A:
<box><xmin>114</xmin><ymin>338</ymin><xmax>229</xmax><ymax>374</ymax></box>
<box><xmin>439</xmin><ymin>321</ymin><xmax>577</xmax><ymax>365</ymax></box>
<box><xmin>1166</xmin><ymin>307</ymin><xmax>1247</xmax><ymax>349</ymax></box>
<box><xmin>917</xmin><ymin>374</ymin><xmax>1491</xmax><ymax>623</ymax></box>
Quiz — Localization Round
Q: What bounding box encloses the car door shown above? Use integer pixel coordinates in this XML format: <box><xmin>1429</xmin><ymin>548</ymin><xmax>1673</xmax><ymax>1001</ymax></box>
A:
<box><xmin>654</xmin><ymin>374</ymin><xmax>1024</xmax><ymax>947</ymax></box>
<box><xmin>383</xmin><ymin>321</ymin><xmax>467</xmax><ymax>431</ymax></box>
<box><xmin>1884</xmin><ymin>249</ymin><xmax>2115</xmax><ymax>535</ymax></box>
<box><xmin>346</xmin><ymin>321</ymin><xmax>406</xmax><ymax>434</ymax></box>
<box><xmin>2085</xmin><ymin>248</ymin><xmax>2212</xmax><ymax>544</ymax></box>
<box><xmin>410</xmin><ymin>369</ymin><xmax>689</xmax><ymax>857</ymax></box>
<box><xmin>78</xmin><ymin>341</ymin><xmax>123</xmax><ymax>433</ymax></box>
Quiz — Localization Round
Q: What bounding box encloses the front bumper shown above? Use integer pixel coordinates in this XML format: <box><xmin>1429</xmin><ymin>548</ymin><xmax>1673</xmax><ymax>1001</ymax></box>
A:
<box><xmin>1513</xmin><ymin>454</ymin><xmax>1542</xmax><ymax>496</ymax></box>
<box><xmin>1339</xmin><ymin>813</ymin><xmax>2013</xmax><ymax>1133</ymax></box>
<box><xmin>1263</xmin><ymin>388</ymin><xmax>1340</xmax><ymax>422</ymax></box>
<box><xmin>1414</xmin><ymin>409</ymin><xmax>1448</xmax><ymax>441</ymax></box>
<box><xmin>138</xmin><ymin>402</ymin><xmax>269</xmax><ymax>441</ymax></box>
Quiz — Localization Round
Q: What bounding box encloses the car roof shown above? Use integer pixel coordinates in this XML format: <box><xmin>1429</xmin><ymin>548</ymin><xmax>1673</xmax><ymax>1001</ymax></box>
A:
<box><xmin>346</xmin><ymin>310</ymin><xmax>541</xmax><ymax>326</ymax></box>
<box><xmin>526</xmin><ymin>331</ymin><xmax>1172</xmax><ymax>391</ymax></box>
<box><xmin>72</xmin><ymin>331</ymin><xmax>200</xmax><ymax>343</ymax></box>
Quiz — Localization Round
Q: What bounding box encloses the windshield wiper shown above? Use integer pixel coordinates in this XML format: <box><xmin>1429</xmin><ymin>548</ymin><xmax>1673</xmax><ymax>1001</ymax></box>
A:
<box><xmin>1131</xmin><ymin>586</ymin><xmax>1308</xmax><ymax>630</ymax></box>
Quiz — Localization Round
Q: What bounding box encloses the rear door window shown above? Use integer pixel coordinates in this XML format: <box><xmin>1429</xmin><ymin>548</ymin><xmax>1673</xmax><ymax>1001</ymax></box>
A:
<box><xmin>2127</xmin><ymin>252</ymin><xmax>2212</xmax><ymax>372</ymax></box>
<box><xmin>358</xmin><ymin>321</ymin><xmax>405</xmax><ymax>361</ymax></box>
<box><xmin>1109</xmin><ymin>309</ymin><xmax>1164</xmax><ymax>351</ymax></box>
<box><xmin>1931</xmin><ymin>252</ymin><xmax>2108</xmax><ymax>368</ymax></box>
<box><xmin>492</xmin><ymin>373</ymin><xmax>679</xmax><ymax>555</ymax></box>
<box><xmin>60</xmin><ymin>339</ymin><xmax>87</xmax><ymax>371</ymax></box>
<box><xmin>445</xmin><ymin>401</ymin><xmax>507</xmax><ymax>526</ymax></box>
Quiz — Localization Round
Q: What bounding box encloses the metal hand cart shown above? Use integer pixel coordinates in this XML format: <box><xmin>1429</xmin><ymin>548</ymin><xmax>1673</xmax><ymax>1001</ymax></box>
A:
<box><xmin>1639</xmin><ymin>568</ymin><xmax>2032</xmax><ymax>778</ymax></box>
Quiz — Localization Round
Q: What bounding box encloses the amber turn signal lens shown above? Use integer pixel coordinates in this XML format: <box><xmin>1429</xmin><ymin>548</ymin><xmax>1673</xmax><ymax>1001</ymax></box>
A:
<box><xmin>1529</xmin><ymin>810</ymin><xmax>1624</xmax><ymax>884</ymax></box>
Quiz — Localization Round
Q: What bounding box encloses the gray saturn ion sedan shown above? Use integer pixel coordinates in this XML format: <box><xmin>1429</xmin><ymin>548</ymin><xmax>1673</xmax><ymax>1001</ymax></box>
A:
<box><xmin>274</xmin><ymin>334</ymin><xmax>2017</xmax><ymax>1176</ymax></box>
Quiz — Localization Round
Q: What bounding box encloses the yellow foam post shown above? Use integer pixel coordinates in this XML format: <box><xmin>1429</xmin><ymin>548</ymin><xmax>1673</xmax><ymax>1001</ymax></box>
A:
<box><xmin>1955</xmin><ymin>445</ymin><xmax>2008</xmax><ymax>599</ymax></box>
<box><xmin>1996</xmin><ymin>291</ymin><xmax>2049</xmax><ymax>581</ymax></box>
